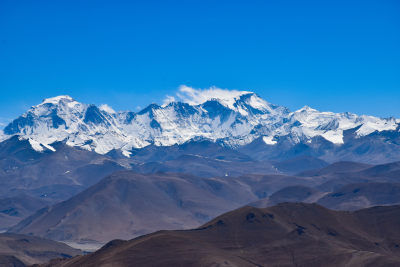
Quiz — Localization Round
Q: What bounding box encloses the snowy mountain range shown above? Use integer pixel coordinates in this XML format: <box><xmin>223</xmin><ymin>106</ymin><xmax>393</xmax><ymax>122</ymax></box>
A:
<box><xmin>1</xmin><ymin>86</ymin><xmax>399</xmax><ymax>157</ymax></box>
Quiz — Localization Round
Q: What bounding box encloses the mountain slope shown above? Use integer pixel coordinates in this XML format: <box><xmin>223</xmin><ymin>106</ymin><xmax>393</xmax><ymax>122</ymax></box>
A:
<box><xmin>274</xmin><ymin>155</ymin><xmax>329</xmax><ymax>174</ymax></box>
<box><xmin>0</xmin><ymin>233</ymin><xmax>81</xmax><ymax>266</ymax></box>
<box><xmin>0</xmin><ymin>136</ymin><xmax>127</xmax><ymax>228</ymax></box>
<box><xmin>250</xmin><ymin>185</ymin><xmax>324</xmax><ymax>208</ymax></box>
<box><xmin>250</xmin><ymin>161</ymin><xmax>400</xmax><ymax>209</ymax></box>
<box><xmin>317</xmin><ymin>182</ymin><xmax>400</xmax><ymax>210</ymax></box>
<box><xmin>41</xmin><ymin>203</ymin><xmax>400</xmax><ymax>267</ymax></box>
<box><xmin>0</xmin><ymin>194</ymin><xmax>50</xmax><ymax>230</ymax></box>
<box><xmin>131</xmin><ymin>154</ymin><xmax>277</xmax><ymax>177</ymax></box>
<box><xmin>8</xmin><ymin>171</ymin><xmax>315</xmax><ymax>244</ymax></box>
<box><xmin>0</xmin><ymin>136</ymin><xmax>126</xmax><ymax>195</ymax></box>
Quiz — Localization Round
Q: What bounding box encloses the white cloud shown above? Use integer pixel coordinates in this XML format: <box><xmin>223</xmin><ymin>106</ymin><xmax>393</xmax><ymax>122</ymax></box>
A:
<box><xmin>99</xmin><ymin>104</ymin><xmax>116</xmax><ymax>114</ymax></box>
<box><xmin>163</xmin><ymin>85</ymin><xmax>252</xmax><ymax>109</ymax></box>
<box><xmin>162</xmin><ymin>95</ymin><xmax>176</xmax><ymax>106</ymax></box>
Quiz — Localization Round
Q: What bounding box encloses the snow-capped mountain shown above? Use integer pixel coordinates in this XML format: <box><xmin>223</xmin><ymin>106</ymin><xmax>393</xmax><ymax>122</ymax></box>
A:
<box><xmin>0</xmin><ymin>87</ymin><xmax>398</xmax><ymax>156</ymax></box>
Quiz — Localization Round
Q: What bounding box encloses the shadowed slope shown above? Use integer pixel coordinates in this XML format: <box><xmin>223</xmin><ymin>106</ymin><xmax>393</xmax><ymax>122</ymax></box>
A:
<box><xmin>0</xmin><ymin>233</ymin><xmax>81</xmax><ymax>266</ymax></box>
<box><xmin>41</xmin><ymin>203</ymin><xmax>400</xmax><ymax>267</ymax></box>
<box><xmin>9</xmin><ymin>171</ymin><xmax>317</xmax><ymax>244</ymax></box>
<box><xmin>318</xmin><ymin>182</ymin><xmax>400</xmax><ymax>210</ymax></box>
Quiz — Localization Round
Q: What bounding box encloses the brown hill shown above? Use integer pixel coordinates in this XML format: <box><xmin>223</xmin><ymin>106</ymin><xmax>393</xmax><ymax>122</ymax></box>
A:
<box><xmin>298</xmin><ymin>161</ymin><xmax>372</xmax><ymax>177</ymax></box>
<box><xmin>250</xmin><ymin>185</ymin><xmax>324</xmax><ymax>208</ymax></box>
<box><xmin>0</xmin><ymin>233</ymin><xmax>81</xmax><ymax>266</ymax></box>
<box><xmin>0</xmin><ymin>137</ymin><xmax>126</xmax><ymax>228</ymax></box>
<box><xmin>10</xmin><ymin>158</ymin><xmax>400</xmax><ymax>247</ymax></box>
<box><xmin>9</xmin><ymin>171</ymin><xmax>315</xmax><ymax>245</ymax></box>
<box><xmin>318</xmin><ymin>182</ymin><xmax>400</xmax><ymax>210</ymax></box>
<box><xmin>41</xmin><ymin>203</ymin><xmax>400</xmax><ymax>267</ymax></box>
<box><xmin>0</xmin><ymin>194</ymin><xmax>50</xmax><ymax>230</ymax></box>
<box><xmin>274</xmin><ymin>155</ymin><xmax>328</xmax><ymax>174</ymax></box>
<box><xmin>11</xmin><ymin>159</ymin><xmax>400</xmax><ymax>246</ymax></box>
<box><xmin>131</xmin><ymin>154</ymin><xmax>277</xmax><ymax>177</ymax></box>
<box><xmin>251</xmin><ymin>182</ymin><xmax>400</xmax><ymax>212</ymax></box>
<box><xmin>298</xmin><ymin>161</ymin><xmax>400</xmax><ymax>192</ymax></box>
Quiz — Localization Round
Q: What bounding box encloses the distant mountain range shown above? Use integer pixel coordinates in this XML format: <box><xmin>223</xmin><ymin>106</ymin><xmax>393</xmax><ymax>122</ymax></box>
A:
<box><xmin>1</xmin><ymin>91</ymin><xmax>399</xmax><ymax>163</ymax></box>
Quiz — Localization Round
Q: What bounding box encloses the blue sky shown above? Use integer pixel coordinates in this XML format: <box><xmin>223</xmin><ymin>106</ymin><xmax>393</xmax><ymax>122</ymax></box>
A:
<box><xmin>0</xmin><ymin>0</ymin><xmax>399</xmax><ymax>124</ymax></box>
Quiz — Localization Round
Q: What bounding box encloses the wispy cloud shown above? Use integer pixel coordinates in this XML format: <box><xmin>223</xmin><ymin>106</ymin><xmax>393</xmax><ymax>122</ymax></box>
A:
<box><xmin>163</xmin><ymin>85</ymin><xmax>251</xmax><ymax>108</ymax></box>
<box><xmin>162</xmin><ymin>95</ymin><xmax>176</xmax><ymax>106</ymax></box>
<box><xmin>99</xmin><ymin>104</ymin><xmax>116</xmax><ymax>114</ymax></box>
<box><xmin>162</xmin><ymin>85</ymin><xmax>252</xmax><ymax>108</ymax></box>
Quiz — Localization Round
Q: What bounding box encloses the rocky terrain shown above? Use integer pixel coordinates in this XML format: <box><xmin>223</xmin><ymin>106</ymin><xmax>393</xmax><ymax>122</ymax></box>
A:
<box><xmin>0</xmin><ymin>233</ymin><xmax>81</xmax><ymax>266</ymax></box>
<box><xmin>39</xmin><ymin>203</ymin><xmax>400</xmax><ymax>267</ymax></box>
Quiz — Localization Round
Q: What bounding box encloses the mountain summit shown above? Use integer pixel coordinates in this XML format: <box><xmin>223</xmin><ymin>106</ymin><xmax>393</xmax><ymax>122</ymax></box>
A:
<box><xmin>0</xmin><ymin>87</ymin><xmax>398</xmax><ymax>156</ymax></box>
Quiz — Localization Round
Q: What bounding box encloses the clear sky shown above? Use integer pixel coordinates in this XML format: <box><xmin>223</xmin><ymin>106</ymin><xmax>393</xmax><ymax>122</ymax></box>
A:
<box><xmin>0</xmin><ymin>0</ymin><xmax>399</xmax><ymax>126</ymax></box>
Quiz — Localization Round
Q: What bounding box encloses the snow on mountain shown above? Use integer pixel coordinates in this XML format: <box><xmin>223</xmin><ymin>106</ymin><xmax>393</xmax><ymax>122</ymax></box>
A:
<box><xmin>281</xmin><ymin>107</ymin><xmax>398</xmax><ymax>144</ymax></box>
<box><xmin>174</xmin><ymin>85</ymin><xmax>252</xmax><ymax>109</ymax></box>
<box><xmin>0</xmin><ymin>86</ymin><xmax>398</xmax><ymax>155</ymax></box>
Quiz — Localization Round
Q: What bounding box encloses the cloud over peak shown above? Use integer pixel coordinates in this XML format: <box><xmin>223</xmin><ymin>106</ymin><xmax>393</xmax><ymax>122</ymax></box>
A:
<box><xmin>163</xmin><ymin>85</ymin><xmax>253</xmax><ymax>109</ymax></box>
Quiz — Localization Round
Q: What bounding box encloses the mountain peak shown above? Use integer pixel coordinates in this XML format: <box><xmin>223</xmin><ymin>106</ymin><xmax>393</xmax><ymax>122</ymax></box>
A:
<box><xmin>296</xmin><ymin>106</ymin><xmax>318</xmax><ymax>113</ymax></box>
<box><xmin>166</xmin><ymin>86</ymin><xmax>283</xmax><ymax>115</ymax></box>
